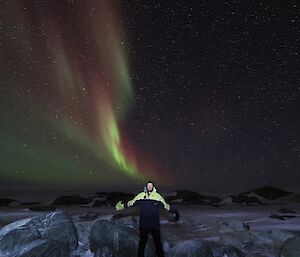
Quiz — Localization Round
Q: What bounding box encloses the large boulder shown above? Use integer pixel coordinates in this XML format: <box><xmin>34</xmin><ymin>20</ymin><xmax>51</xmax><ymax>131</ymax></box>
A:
<box><xmin>280</xmin><ymin>237</ymin><xmax>300</xmax><ymax>257</ymax></box>
<box><xmin>0</xmin><ymin>210</ymin><xmax>78</xmax><ymax>257</ymax></box>
<box><xmin>90</xmin><ymin>219</ymin><xmax>155</xmax><ymax>257</ymax></box>
<box><xmin>169</xmin><ymin>240</ymin><xmax>213</xmax><ymax>257</ymax></box>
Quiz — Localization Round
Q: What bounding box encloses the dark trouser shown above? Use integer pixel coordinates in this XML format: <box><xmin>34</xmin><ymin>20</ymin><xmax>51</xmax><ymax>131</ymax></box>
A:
<box><xmin>138</xmin><ymin>228</ymin><xmax>164</xmax><ymax>257</ymax></box>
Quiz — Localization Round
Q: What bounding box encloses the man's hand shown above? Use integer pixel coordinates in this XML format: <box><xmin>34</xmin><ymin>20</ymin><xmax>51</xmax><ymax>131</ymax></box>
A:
<box><xmin>169</xmin><ymin>206</ymin><xmax>180</xmax><ymax>222</ymax></box>
<box><xmin>115</xmin><ymin>201</ymin><xmax>125</xmax><ymax>211</ymax></box>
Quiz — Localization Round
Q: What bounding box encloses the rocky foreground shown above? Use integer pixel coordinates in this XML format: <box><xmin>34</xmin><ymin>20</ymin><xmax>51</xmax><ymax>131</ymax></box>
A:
<box><xmin>0</xmin><ymin>206</ymin><xmax>300</xmax><ymax>257</ymax></box>
<box><xmin>0</xmin><ymin>186</ymin><xmax>300</xmax><ymax>257</ymax></box>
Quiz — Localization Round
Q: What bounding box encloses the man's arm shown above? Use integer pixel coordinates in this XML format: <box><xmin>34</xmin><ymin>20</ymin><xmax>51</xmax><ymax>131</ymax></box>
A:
<box><xmin>156</xmin><ymin>193</ymin><xmax>180</xmax><ymax>221</ymax></box>
<box><xmin>156</xmin><ymin>193</ymin><xmax>171</xmax><ymax>211</ymax></box>
<box><xmin>115</xmin><ymin>192</ymin><xmax>145</xmax><ymax>211</ymax></box>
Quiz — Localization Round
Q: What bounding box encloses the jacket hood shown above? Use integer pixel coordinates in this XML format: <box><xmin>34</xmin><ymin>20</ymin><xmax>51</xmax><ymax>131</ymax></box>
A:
<box><xmin>144</xmin><ymin>185</ymin><xmax>157</xmax><ymax>195</ymax></box>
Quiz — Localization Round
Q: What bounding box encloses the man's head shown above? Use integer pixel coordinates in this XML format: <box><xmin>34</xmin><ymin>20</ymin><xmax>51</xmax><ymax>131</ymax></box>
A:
<box><xmin>146</xmin><ymin>181</ymin><xmax>154</xmax><ymax>192</ymax></box>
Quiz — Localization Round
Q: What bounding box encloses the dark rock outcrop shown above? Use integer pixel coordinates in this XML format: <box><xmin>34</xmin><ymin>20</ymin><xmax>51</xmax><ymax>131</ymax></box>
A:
<box><xmin>280</xmin><ymin>237</ymin><xmax>300</xmax><ymax>257</ymax></box>
<box><xmin>0</xmin><ymin>210</ymin><xmax>78</xmax><ymax>257</ymax></box>
<box><xmin>90</xmin><ymin>219</ymin><xmax>155</xmax><ymax>257</ymax></box>
<box><xmin>242</xmin><ymin>186</ymin><xmax>291</xmax><ymax>200</ymax></box>
<box><xmin>278</xmin><ymin>208</ymin><xmax>296</xmax><ymax>214</ymax></box>
<box><xmin>269</xmin><ymin>214</ymin><xmax>296</xmax><ymax>220</ymax></box>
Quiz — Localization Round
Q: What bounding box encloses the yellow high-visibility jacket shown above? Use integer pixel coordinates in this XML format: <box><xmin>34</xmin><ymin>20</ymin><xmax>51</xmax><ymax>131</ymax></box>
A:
<box><xmin>116</xmin><ymin>187</ymin><xmax>171</xmax><ymax>229</ymax></box>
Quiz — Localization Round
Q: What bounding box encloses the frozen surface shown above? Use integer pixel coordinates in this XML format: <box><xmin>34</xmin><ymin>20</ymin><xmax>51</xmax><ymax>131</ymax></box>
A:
<box><xmin>1</xmin><ymin>203</ymin><xmax>300</xmax><ymax>257</ymax></box>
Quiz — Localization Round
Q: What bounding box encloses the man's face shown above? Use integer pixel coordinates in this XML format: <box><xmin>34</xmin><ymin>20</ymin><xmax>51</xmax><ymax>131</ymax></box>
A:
<box><xmin>147</xmin><ymin>182</ymin><xmax>153</xmax><ymax>192</ymax></box>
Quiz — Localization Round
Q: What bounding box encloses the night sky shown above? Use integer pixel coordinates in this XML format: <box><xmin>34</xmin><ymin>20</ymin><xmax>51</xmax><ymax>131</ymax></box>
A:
<box><xmin>0</xmin><ymin>0</ymin><xmax>299</xmax><ymax>192</ymax></box>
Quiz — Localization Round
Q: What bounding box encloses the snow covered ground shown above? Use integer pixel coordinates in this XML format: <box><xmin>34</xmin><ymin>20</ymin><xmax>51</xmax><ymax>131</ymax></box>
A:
<box><xmin>1</xmin><ymin>203</ymin><xmax>300</xmax><ymax>257</ymax></box>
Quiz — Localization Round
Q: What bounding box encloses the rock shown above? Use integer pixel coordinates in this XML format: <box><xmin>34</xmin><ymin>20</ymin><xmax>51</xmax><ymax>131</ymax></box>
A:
<box><xmin>241</xmin><ymin>239</ymin><xmax>254</xmax><ymax>250</ymax></box>
<box><xmin>170</xmin><ymin>240</ymin><xmax>213</xmax><ymax>257</ymax></box>
<box><xmin>0</xmin><ymin>197</ymin><xmax>16</xmax><ymax>207</ymax></box>
<box><xmin>270</xmin><ymin>214</ymin><xmax>286</xmax><ymax>220</ymax></box>
<box><xmin>267</xmin><ymin>229</ymin><xmax>294</xmax><ymax>242</ymax></box>
<box><xmin>94</xmin><ymin>191</ymin><xmax>107</xmax><ymax>197</ymax></box>
<box><xmin>219</xmin><ymin>231</ymin><xmax>254</xmax><ymax>250</ymax></box>
<box><xmin>105</xmin><ymin>192</ymin><xmax>134</xmax><ymax>206</ymax></box>
<box><xmin>52</xmin><ymin>195</ymin><xmax>91</xmax><ymax>206</ymax></box>
<box><xmin>230</xmin><ymin>194</ymin><xmax>262</xmax><ymax>205</ymax></box>
<box><xmin>269</xmin><ymin>214</ymin><xmax>296</xmax><ymax>220</ymax></box>
<box><xmin>283</xmin><ymin>194</ymin><xmax>300</xmax><ymax>203</ymax></box>
<box><xmin>202</xmin><ymin>195</ymin><xmax>222</xmax><ymax>205</ymax></box>
<box><xmin>223</xmin><ymin>221</ymin><xmax>251</xmax><ymax>232</ymax></box>
<box><xmin>0</xmin><ymin>210</ymin><xmax>78</xmax><ymax>257</ymax></box>
<box><xmin>92</xmin><ymin>192</ymin><xmax>134</xmax><ymax>207</ymax></box>
<box><xmin>280</xmin><ymin>237</ymin><xmax>300</xmax><ymax>257</ymax></box>
<box><xmin>211</xmin><ymin>244</ymin><xmax>245</xmax><ymax>257</ymax></box>
<box><xmin>9</xmin><ymin>240</ymin><xmax>48</xmax><ymax>257</ymax></box>
<box><xmin>165</xmin><ymin>190</ymin><xmax>203</xmax><ymax>204</ymax></box>
<box><xmin>77</xmin><ymin>211</ymin><xmax>99</xmax><ymax>221</ymax></box>
<box><xmin>165</xmin><ymin>190</ymin><xmax>221</xmax><ymax>205</ymax></box>
<box><xmin>91</xmin><ymin>200</ymin><xmax>108</xmax><ymax>207</ymax></box>
<box><xmin>71</xmin><ymin>222</ymin><xmax>93</xmax><ymax>256</ymax></box>
<box><xmin>94</xmin><ymin>247</ymin><xmax>113</xmax><ymax>257</ymax></box>
<box><xmin>278</xmin><ymin>208</ymin><xmax>296</xmax><ymax>214</ymax></box>
<box><xmin>281</xmin><ymin>215</ymin><xmax>296</xmax><ymax>219</ymax></box>
<box><xmin>242</xmin><ymin>187</ymin><xmax>291</xmax><ymax>200</ymax></box>
<box><xmin>90</xmin><ymin>219</ymin><xmax>155</xmax><ymax>257</ymax></box>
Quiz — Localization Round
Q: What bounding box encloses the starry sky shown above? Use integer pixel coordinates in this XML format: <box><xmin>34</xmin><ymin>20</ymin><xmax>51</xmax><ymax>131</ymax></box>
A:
<box><xmin>0</xmin><ymin>0</ymin><xmax>299</xmax><ymax>192</ymax></box>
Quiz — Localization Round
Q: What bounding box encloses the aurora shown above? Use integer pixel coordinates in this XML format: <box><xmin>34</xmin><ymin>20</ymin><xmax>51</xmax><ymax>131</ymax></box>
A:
<box><xmin>0</xmin><ymin>0</ymin><xmax>170</xmax><ymax>188</ymax></box>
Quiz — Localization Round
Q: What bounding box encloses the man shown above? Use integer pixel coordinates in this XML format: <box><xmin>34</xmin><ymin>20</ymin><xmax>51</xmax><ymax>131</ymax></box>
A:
<box><xmin>115</xmin><ymin>181</ymin><xmax>180</xmax><ymax>257</ymax></box>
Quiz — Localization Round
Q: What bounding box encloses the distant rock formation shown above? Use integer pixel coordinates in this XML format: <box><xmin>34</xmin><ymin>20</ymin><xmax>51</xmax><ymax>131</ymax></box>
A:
<box><xmin>0</xmin><ymin>197</ymin><xmax>16</xmax><ymax>207</ymax></box>
<box><xmin>241</xmin><ymin>186</ymin><xmax>292</xmax><ymax>200</ymax></box>
<box><xmin>230</xmin><ymin>194</ymin><xmax>262</xmax><ymax>205</ymax></box>
<box><xmin>51</xmin><ymin>195</ymin><xmax>91</xmax><ymax>206</ymax></box>
<box><xmin>165</xmin><ymin>190</ymin><xmax>222</xmax><ymax>205</ymax></box>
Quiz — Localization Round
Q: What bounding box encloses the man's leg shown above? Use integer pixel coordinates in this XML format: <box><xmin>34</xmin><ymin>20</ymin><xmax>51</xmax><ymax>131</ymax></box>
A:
<box><xmin>138</xmin><ymin>228</ymin><xmax>149</xmax><ymax>257</ymax></box>
<box><xmin>150</xmin><ymin>228</ymin><xmax>164</xmax><ymax>257</ymax></box>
